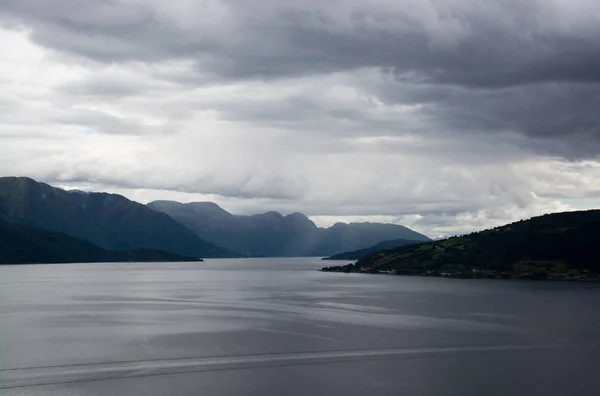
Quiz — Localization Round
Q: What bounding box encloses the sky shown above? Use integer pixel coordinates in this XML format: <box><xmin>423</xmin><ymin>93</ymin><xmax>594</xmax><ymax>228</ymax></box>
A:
<box><xmin>1</xmin><ymin>0</ymin><xmax>599</xmax><ymax>238</ymax></box>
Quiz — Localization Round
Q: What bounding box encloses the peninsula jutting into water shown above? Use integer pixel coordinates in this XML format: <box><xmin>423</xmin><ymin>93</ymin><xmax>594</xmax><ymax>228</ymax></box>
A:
<box><xmin>322</xmin><ymin>210</ymin><xmax>600</xmax><ymax>281</ymax></box>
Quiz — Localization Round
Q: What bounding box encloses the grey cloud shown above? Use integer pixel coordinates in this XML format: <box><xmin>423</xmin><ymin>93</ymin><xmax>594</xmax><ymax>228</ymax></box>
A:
<box><xmin>53</xmin><ymin>109</ymin><xmax>164</xmax><ymax>135</ymax></box>
<box><xmin>365</xmin><ymin>79</ymin><xmax>600</xmax><ymax>158</ymax></box>
<box><xmin>4</xmin><ymin>0</ymin><xmax>599</xmax><ymax>156</ymax></box>
<box><xmin>45</xmin><ymin>171</ymin><xmax>307</xmax><ymax>201</ymax></box>
<box><xmin>56</xmin><ymin>63</ymin><xmax>198</xmax><ymax>98</ymax></box>
<box><xmin>191</xmin><ymin>74</ymin><xmax>600</xmax><ymax>159</ymax></box>
<box><xmin>59</xmin><ymin>75</ymin><xmax>155</xmax><ymax>98</ymax></box>
<box><xmin>2</xmin><ymin>0</ymin><xmax>600</xmax><ymax>86</ymax></box>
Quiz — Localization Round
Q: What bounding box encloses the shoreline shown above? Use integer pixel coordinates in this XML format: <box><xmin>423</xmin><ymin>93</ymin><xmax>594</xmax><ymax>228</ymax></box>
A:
<box><xmin>320</xmin><ymin>266</ymin><xmax>600</xmax><ymax>282</ymax></box>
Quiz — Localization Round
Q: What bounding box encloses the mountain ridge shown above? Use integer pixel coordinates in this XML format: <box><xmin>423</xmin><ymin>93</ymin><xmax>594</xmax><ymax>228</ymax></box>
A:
<box><xmin>0</xmin><ymin>177</ymin><xmax>238</xmax><ymax>258</ymax></box>
<box><xmin>148</xmin><ymin>200</ymin><xmax>430</xmax><ymax>257</ymax></box>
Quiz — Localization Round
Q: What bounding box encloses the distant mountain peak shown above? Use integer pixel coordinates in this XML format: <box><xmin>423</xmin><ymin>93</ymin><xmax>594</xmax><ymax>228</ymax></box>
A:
<box><xmin>149</xmin><ymin>199</ymin><xmax>180</xmax><ymax>205</ymax></box>
<box><xmin>331</xmin><ymin>222</ymin><xmax>347</xmax><ymax>228</ymax></box>
<box><xmin>191</xmin><ymin>201</ymin><xmax>222</xmax><ymax>208</ymax></box>
<box><xmin>3</xmin><ymin>176</ymin><xmax>41</xmax><ymax>190</ymax></box>
<box><xmin>11</xmin><ymin>176</ymin><xmax>38</xmax><ymax>183</ymax></box>
<box><xmin>285</xmin><ymin>212</ymin><xmax>316</xmax><ymax>227</ymax></box>
<box><xmin>188</xmin><ymin>201</ymin><xmax>230</xmax><ymax>211</ymax></box>
<box><xmin>286</xmin><ymin>212</ymin><xmax>309</xmax><ymax>219</ymax></box>
<box><xmin>148</xmin><ymin>200</ymin><xmax>234</xmax><ymax>220</ymax></box>
<box><xmin>68</xmin><ymin>189</ymin><xmax>91</xmax><ymax>195</ymax></box>
<box><xmin>261</xmin><ymin>211</ymin><xmax>284</xmax><ymax>218</ymax></box>
<box><xmin>150</xmin><ymin>200</ymin><xmax>430</xmax><ymax>257</ymax></box>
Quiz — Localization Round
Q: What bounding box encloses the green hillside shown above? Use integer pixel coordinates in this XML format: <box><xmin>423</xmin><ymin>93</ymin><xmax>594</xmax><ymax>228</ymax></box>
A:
<box><xmin>322</xmin><ymin>210</ymin><xmax>600</xmax><ymax>281</ymax></box>
<box><xmin>322</xmin><ymin>238</ymin><xmax>422</xmax><ymax>260</ymax></box>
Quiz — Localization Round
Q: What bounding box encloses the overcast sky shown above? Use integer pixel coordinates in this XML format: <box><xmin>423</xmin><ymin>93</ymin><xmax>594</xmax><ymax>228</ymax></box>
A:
<box><xmin>1</xmin><ymin>0</ymin><xmax>599</xmax><ymax>237</ymax></box>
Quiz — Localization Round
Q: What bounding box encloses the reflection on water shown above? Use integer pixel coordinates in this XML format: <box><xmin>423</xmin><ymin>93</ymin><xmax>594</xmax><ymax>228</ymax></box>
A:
<box><xmin>1</xmin><ymin>258</ymin><xmax>599</xmax><ymax>395</ymax></box>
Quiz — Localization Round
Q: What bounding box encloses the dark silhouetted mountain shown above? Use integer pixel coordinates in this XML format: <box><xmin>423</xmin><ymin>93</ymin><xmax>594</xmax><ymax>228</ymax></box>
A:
<box><xmin>322</xmin><ymin>210</ymin><xmax>600</xmax><ymax>281</ymax></box>
<box><xmin>322</xmin><ymin>238</ymin><xmax>422</xmax><ymax>260</ymax></box>
<box><xmin>0</xmin><ymin>218</ymin><xmax>201</xmax><ymax>264</ymax></box>
<box><xmin>148</xmin><ymin>200</ymin><xmax>430</xmax><ymax>257</ymax></box>
<box><xmin>0</xmin><ymin>177</ymin><xmax>237</xmax><ymax>258</ymax></box>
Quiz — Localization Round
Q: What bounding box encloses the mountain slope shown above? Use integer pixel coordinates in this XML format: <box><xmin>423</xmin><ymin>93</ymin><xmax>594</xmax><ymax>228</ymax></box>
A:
<box><xmin>322</xmin><ymin>210</ymin><xmax>600</xmax><ymax>280</ymax></box>
<box><xmin>316</xmin><ymin>222</ymin><xmax>428</xmax><ymax>256</ymax></box>
<box><xmin>322</xmin><ymin>238</ymin><xmax>422</xmax><ymax>260</ymax></box>
<box><xmin>148</xmin><ymin>200</ymin><xmax>430</xmax><ymax>257</ymax></box>
<box><xmin>149</xmin><ymin>201</ymin><xmax>322</xmax><ymax>256</ymax></box>
<box><xmin>0</xmin><ymin>219</ymin><xmax>200</xmax><ymax>264</ymax></box>
<box><xmin>0</xmin><ymin>177</ymin><xmax>236</xmax><ymax>258</ymax></box>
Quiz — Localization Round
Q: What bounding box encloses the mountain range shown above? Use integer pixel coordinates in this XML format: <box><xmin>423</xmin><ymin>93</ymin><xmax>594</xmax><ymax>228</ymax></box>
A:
<box><xmin>0</xmin><ymin>177</ymin><xmax>430</xmax><ymax>261</ymax></box>
<box><xmin>0</xmin><ymin>177</ymin><xmax>235</xmax><ymax>258</ymax></box>
<box><xmin>148</xmin><ymin>200</ymin><xmax>430</xmax><ymax>257</ymax></box>
<box><xmin>322</xmin><ymin>210</ymin><xmax>600</xmax><ymax>280</ymax></box>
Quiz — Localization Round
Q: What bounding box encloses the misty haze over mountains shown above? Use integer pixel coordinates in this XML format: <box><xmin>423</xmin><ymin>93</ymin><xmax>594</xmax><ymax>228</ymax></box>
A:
<box><xmin>0</xmin><ymin>177</ymin><xmax>429</xmax><ymax>260</ymax></box>
<box><xmin>149</xmin><ymin>200</ymin><xmax>430</xmax><ymax>257</ymax></box>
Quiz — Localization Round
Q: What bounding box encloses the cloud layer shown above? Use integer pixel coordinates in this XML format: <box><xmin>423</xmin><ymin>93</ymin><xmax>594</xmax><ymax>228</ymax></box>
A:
<box><xmin>1</xmin><ymin>0</ymin><xmax>599</xmax><ymax>237</ymax></box>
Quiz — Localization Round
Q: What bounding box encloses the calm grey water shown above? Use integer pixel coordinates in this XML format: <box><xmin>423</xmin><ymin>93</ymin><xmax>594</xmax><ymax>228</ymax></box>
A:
<box><xmin>1</xmin><ymin>258</ymin><xmax>599</xmax><ymax>395</ymax></box>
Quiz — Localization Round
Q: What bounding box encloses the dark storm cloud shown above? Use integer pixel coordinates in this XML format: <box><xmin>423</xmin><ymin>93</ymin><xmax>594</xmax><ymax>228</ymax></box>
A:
<box><xmin>4</xmin><ymin>0</ymin><xmax>596</xmax><ymax>156</ymax></box>
<box><xmin>368</xmin><ymin>79</ymin><xmax>600</xmax><ymax>158</ymax></box>
<box><xmin>2</xmin><ymin>0</ymin><xmax>600</xmax><ymax>86</ymax></box>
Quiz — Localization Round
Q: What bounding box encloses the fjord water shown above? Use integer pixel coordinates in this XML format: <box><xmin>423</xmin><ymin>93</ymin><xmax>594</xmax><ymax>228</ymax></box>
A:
<box><xmin>1</xmin><ymin>259</ymin><xmax>599</xmax><ymax>395</ymax></box>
